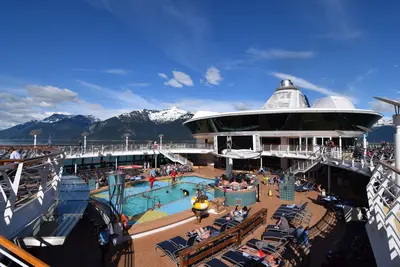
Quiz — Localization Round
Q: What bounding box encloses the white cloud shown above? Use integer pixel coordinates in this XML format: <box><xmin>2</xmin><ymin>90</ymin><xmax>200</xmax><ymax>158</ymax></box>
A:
<box><xmin>164</xmin><ymin>79</ymin><xmax>183</xmax><ymax>88</ymax></box>
<box><xmin>247</xmin><ymin>48</ymin><xmax>315</xmax><ymax>59</ymax></box>
<box><xmin>205</xmin><ymin>67</ymin><xmax>222</xmax><ymax>86</ymax></box>
<box><xmin>172</xmin><ymin>71</ymin><xmax>193</xmax><ymax>86</ymax></box>
<box><xmin>163</xmin><ymin>71</ymin><xmax>193</xmax><ymax>88</ymax></box>
<box><xmin>395</xmin><ymin>65</ymin><xmax>399</xmax><ymax>68</ymax></box>
<box><xmin>270</xmin><ymin>72</ymin><xmax>355</xmax><ymax>101</ymax></box>
<box><xmin>369</xmin><ymin>98</ymin><xmax>397</xmax><ymax>113</ymax></box>
<box><xmin>103</xmin><ymin>68</ymin><xmax>130</xmax><ymax>75</ymax></box>
<box><xmin>0</xmin><ymin>79</ymin><xmax>264</xmax><ymax>129</ymax></box>
<box><xmin>158</xmin><ymin>73</ymin><xmax>168</xmax><ymax>79</ymax></box>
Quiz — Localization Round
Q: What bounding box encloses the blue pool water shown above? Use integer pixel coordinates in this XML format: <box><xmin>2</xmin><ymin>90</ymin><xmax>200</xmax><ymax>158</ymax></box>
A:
<box><xmin>92</xmin><ymin>176</ymin><xmax>215</xmax><ymax>217</ymax></box>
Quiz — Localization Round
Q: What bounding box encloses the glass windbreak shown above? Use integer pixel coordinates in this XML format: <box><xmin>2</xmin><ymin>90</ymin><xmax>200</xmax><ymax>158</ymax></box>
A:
<box><xmin>186</xmin><ymin>112</ymin><xmax>381</xmax><ymax>134</ymax></box>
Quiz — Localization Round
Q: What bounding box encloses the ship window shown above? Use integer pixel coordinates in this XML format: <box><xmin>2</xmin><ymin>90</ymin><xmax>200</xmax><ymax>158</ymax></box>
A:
<box><xmin>185</xmin><ymin>113</ymin><xmax>380</xmax><ymax>134</ymax></box>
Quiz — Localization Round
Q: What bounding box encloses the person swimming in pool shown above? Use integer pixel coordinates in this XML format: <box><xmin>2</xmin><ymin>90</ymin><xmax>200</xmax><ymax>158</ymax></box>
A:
<box><xmin>181</xmin><ymin>188</ymin><xmax>189</xmax><ymax>197</ymax></box>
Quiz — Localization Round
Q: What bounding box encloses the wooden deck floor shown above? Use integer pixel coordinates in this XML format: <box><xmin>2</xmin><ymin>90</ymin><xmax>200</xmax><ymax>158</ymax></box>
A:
<box><xmin>28</xmin><ymin>168</ymin><xmax>342</xmax><ymax>267</ymax></box>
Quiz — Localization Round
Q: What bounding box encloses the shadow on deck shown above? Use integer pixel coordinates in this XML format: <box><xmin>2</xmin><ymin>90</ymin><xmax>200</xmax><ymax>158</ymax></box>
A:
<box><xmin>27</xmin><ymin>203</ymin><xmax>134</xmax><ymax>267</ymax></box>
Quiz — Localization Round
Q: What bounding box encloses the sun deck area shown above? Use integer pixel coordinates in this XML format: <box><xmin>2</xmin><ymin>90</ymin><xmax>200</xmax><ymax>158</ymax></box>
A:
<box><xmin>25</xmin><ymin>167</ymin><xmax>363</xmax><ymax>267</ymax></box>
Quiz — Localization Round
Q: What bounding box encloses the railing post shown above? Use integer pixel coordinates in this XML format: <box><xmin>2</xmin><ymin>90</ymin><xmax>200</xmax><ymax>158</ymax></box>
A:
<box><xmin>269</xmin><ymin>144</ymin><xmax>272</xmax><ymax>152</ymax></box>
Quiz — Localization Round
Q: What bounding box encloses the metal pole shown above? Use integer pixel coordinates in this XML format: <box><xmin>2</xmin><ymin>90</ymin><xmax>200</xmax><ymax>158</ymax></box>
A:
<box><xmin>84</xmin><ymin>136</ymin><xmax>87</xmax><ymax>153</ymax></box>
<box><xmin>328</xmin><ymin>165</ymin><xmax>331</xmax><ymax>193</ymax></box>
<box><xmin>155</xmin><ymin>154</ymin><xmax>158</xmax><ymax>169</ymax></box>
<box><xmin>363</xmin><ymin>134</ymin><xmax>367</xmax><ymax>158</ymax></box>
<box><xmin>34</xmin><ymin>135</ymin><xmax>37</xmax><ymax>147</ymax></box>
<box><xmin>394</xmin><ymin>114</ymin><xmax>400</xmax><ymax>186</ymax></box>
<box><xmin>160</xmin><ymin>136</ymin><xmax>163</xmax><ymax>150</ymax></box>
<box><xmin>125</xmin><ymin>136</ymin><xmax>128</xmax><ymax>151</ymax></box>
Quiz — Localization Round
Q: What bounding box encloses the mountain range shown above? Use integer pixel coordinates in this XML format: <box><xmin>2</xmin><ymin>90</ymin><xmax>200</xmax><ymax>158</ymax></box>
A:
<box><xmin>0</xmin><ymin>107</ymin><xmax>195</xmax><ymax>142</ymax></box>
<box><xmin>0</xmin><ymin>109</ymin><xmax>396</xmax><ymax>143</ymax></box>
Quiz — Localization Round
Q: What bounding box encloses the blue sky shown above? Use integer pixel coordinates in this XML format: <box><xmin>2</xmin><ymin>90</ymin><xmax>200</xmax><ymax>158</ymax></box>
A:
<box><xmin>0</xmin><ymin>0</ymin><xmax>399</xmax><ymax>128</ymax></box>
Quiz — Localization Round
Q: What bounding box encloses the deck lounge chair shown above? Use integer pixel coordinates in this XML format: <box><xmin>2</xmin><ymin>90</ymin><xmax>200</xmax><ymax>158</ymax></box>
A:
<box><xmin>271</xmin><ymin>202</ymin><xmax>308</xmax><ymax>220</ymax></box>
<box><xmin>213</xmin><ymin>208</ymin><xmax>250</xmax><ymax>227</ymax></box>
<box><xmin>186</xmin><ymin>223</ymin><xmax>228</xmax><ymax>240</ymax></box>
<box><xmin>265</xmin><ymin>224</ymin><xmax>296</xmax><ymax>233</ymax></box>
<box><xmin>186</xmin><ymin>225</ymin><xmax>219</xmax><ymax>237</ymax></box>
<box><xmin>274</xmin><ymin>202</ymin><xmax>308</xmax><ymax>214</ymax></box>
<box><xmin>295</xmin><ymin>182</ymin><xmax>315</xmax><ymax>192</ymax></box>
<box><xmin>261</xmin><ymin>228</ymin><xmax>296</xmax><ymax>241</ymax></box>
<box><xmin>246</xmin><ymin>238</ymin><xmax>287</xmax><ymax>256</ymax></box>
<box><xmin>204</xmin><ymin>258</ymin><xmax>230</xmax><ymax>267</ymax></box>
<box><xmin>154</xmin><ymin>235</ymin><xmax>197</xmax><ymax>265</ymax></box>
<box><xmin>221</xmin><ymin>250</ymin><xmax>258</xmax><ymax>267</ymax></box>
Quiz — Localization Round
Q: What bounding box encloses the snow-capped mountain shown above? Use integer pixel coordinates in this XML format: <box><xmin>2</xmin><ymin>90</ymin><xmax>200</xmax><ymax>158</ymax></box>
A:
<box><xmin>373</xmin><ymin>118</ymin><xmax>393</xmax><ymax>128</ymax></box>
<box><xmin>0</xmin><ymin>107</ymin><xmax>194</xmax><ymax>141</ymax></box>
<box><xmin>41</xmin><ymin>114</ymin><xmax>100</xmax><ymax>124</ymax></box>
<box><xmin>42</xmin><ymin>114</ymin><xmax>73</xmax><ymax>123</ymax></box>
<box><xmin>148</xmin><ymin>106</ymin><xmax>193</xmax><ymax>123</ymax></box>
<box><xmin>118</xmin><ymin>107</ymin><xmax>193</xmax><ymax>124</ymax></box>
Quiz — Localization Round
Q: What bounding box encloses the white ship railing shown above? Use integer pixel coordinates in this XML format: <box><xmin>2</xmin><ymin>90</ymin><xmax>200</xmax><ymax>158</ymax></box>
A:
<box><xmin>366</xmin><ymin>161</ymin><xmax>400</xmax><ymax>266</ymax></box>
<box><xmin>59</xmin><ymin>143</ymin><xmax>213</xmax><ymax>156</ymax></box>
<box><xmin>287</xmin><ymin>146</ymin><xmax>385</xmax><ymax>176</ymax></box>
<box><xmin>0</xmin><ymin>146</ymin><xmax>65</xmax><ymax>239</ymax></box>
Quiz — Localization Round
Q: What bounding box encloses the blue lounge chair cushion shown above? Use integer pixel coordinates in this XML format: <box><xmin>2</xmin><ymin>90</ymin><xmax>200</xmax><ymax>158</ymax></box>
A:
<box><xmin>246</xmin><ymin>238</ymin><xmax>279</xmax><ymax>253</ymax></box>
<box><xmin>222</xmin><ymin>250</ymin><xmax>252</xmax><ymax>266</ymax></box>
<box><xmin>204</xmin><ymin>258</ymin><xmax>230</xmax><ymax>267</ymax></box>
<box><xmin>169</xmin><ymin>236</ymin><xmax>187</xmax><ymax>247</ymax></box>
<box><xmin>156</xmin><ymin>240</ymin><xmax>180</xmax><ymax>255</ymax></box>
<box><xmin>262</xmin><ymin>230</ymin><xmax>294</xmax><ymax>240</ymax></box>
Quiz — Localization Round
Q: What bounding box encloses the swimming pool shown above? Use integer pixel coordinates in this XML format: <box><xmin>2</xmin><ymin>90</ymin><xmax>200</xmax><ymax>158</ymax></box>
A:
<box><xmin>92</xmin><ymin>176</ymin><xmax>215</xmax><ymax>224</ymax></box>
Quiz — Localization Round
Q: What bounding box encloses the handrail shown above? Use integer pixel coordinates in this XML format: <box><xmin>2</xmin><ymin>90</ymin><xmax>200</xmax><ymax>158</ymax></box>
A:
<box><xmin>0</xmin><ymin>146</ymin><xmax>62</xmax><ymax>169</ymax></box>
<box><xmin>178</xmin><ymin>208</ymin><xmax>267</xmax><ymax>266</ymax></box>
<box><xmin>366</xmin><ymin>160</ymin><xmax>400</xmax><ymax>262</ymax></box>
<box><xmin>0</xmin><ymin>235</ymin><xmax>49</xmax><ymax>266</ymax></box>
<box><xmin>286</xmin><ymin>146</ymin><xmax>323</xmax><ymax>174</ymax></box>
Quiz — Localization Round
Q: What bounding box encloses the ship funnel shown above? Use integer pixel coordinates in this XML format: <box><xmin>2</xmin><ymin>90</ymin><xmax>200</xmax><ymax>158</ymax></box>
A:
<box><xmin>276</xmin><ymin>79</ymin><xmax>298</xmax><ymax>91</ymax></box>
<box><xmin>281</xmin><ymin>79</ymin><xmax>293</xmax><ymax>87</ymax></box>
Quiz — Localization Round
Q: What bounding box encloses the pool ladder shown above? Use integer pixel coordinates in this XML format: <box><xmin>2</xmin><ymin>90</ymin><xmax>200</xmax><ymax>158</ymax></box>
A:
<box><xmin>152</xmin><ymin>196</ymin><xmax>161</xmax><ymax>209</ymax></box>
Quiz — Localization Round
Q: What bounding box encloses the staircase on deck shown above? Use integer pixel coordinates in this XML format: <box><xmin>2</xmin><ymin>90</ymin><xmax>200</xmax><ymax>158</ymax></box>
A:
<box><xmin>287</xmin><ymin>148</ymin><xmax>323</xmax><ymax>175</ymax></box>
<box><xmin>159</xmin><ymin>147</ymin><xmax>193</xmax><ymax>166</ymax></box>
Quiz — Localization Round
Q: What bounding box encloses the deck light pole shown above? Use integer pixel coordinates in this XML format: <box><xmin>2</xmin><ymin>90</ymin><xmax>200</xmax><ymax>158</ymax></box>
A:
<box><xmin>81</xmin><ymin>132</ymin><xmax>89</xmax><ymax>153</ymax></box>
<box><xmin>30</xmin><ymin>129</ymin><xmax>42</xmax><ymax>147</ymax></box>
<box><xmin>158</xmin><ymin>134</ymin><xmax>164</xmax><ymax>150</ymax></box>
<box><xmin>356</xmin><ymin>125</ymin><xmax>372</xmax><ymax>159</ymax></box>
<box><xmin>374</xmin><ymin>97</ymin><xmax>400</xmax><ymax>186</ymax></box>
<box><xmin>335</xmin><ymin>130</ymin><xmax>346</xmax><ymax>155</ymax></box>
<box><xmin>123</xmin><ymin>133</ymin><xmax>130</xmax><ymax>151</ymax></box>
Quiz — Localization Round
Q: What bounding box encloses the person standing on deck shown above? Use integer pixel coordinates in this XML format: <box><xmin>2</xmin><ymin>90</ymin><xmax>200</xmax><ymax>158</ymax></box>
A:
<box><xmin>98</xmin><ymin>225</ymin><xmax>110</xmax><ymax>266</ymax></box>
<box><xmin>8</xmin><ymin>147</ymin><xmax>21</xmax><ymax>161</ymax></box>
<box><xmin>149</xmin><ymin>174</ymin><xmax>156</xmax><ymax>189</ymax></box>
